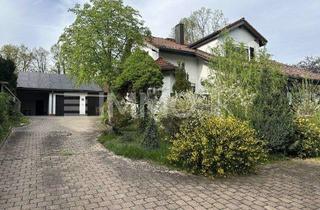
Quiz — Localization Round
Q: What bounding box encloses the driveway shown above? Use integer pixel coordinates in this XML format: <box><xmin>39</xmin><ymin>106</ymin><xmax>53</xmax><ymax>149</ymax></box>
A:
<box><xmin>1</xmin><ymin>117</ymin><xmax>320</xmax><ymax>210</ymax></box>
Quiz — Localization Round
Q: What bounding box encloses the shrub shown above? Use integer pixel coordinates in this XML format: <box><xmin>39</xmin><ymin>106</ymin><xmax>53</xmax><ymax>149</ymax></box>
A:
<box><xmin>289</xmin><ymin>117</ymin><xmax>320</xmax><ymax>158</ymax></box>
<box><xmin>208</xmin><ymin>38</ymin><xmax>294</xmax><ymax>153</ymax></box>
<box><xmin>0</xmin><ymin>93</ymin><xmax>9</xmax><ymax>125</ymax></box>
<box><xmin>118</xmin><ymin>132</ymin><xmax>135</xmax><ymax>142</ymax></box>
<box><xmin>291</xmin><ymin>80</ymin><xmax>320</xmax><ymax>117</ymax></box>
<box><xmin>172</xmin><ymin>62</ymin><xmax>192</xmax><ymax>94</ymax></box>
<box><xmin>138</xmin><ymin>115</ymin><xmax>149</xmax><ymax>132</ymax></box>
<box><xmin>0</xmin><ymin>57</ymin><xmax>17</xmax><ymax>91</ymax></box>
<box><xmin>168</xmin><ymin>116</ymin><xmax>266</xmax><ymax>176</ymax></box>
<box><xmin>0</xmin><ymin>93</ymin><xmax>10</xmax><ymax>138</ymax></box>
<box><xmin>113</xmin><ymin>107</ymin><xmax>132</xmax><ymax>130</ymax></box>
<box><xmin>311</xmin><ymin>111</ymin><xmax>320</xmax><ymax>127</ymax></box>
<box><xmin>250</xmin><ymin>68</ymin><xmax>294</xmax><ymax>153</ymax></box>
<box><xmin>102</xmin><ymin>102</ymin><xmax>132</xmax><ymax>132</ymax></box>
<box><xmin>141</xmin><ymin>117</ymin><xmax>160</xmax><ymax>149</ymax></box>
<box><xmin>157</xmin><ymin>91</ymin><xmax>210</xmax><ymax>137</ymax></box>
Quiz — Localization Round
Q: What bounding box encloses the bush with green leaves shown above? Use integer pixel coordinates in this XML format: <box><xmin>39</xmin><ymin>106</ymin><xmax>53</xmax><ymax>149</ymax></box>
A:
<box><xmin>311</xmin><ymin>112</ymin><xmax>320</xmax><ymax>128</ymax></box>
<box><xmin>114</xmin><ymin>49</ymin><xmax>163</xmax><ymax>98</ymax></box>
<box><xmin>168</xmin><ymin>116</ymin><xmax>266</xmax><ymax>176</ymax></box>
<box><xmin>0</xmin><ymin>57</ymin><xmax>17</xmax><ymax>91</ymax></box>
<box><xmin>141</xmin><ymin>117</ymin><xmax>160</xmax><ymax>149</ymax></box>
<box><xmin>249</xmin><ymin>68</ymin><xmax>294</xmax><ymax>153</ymax></box>
<box><xmin>0</xmin><ymin>93</ymin><xmax>9</xmax><ymax>124</ymax></box>
<box><xmin>291</xmin><ymin>79</ymin><xmax>320</xmax><ymax>121</ymax></box>
<box><xmin>0</xmin><ymin>93</ymin><xmax>10</xmax><ymax>137</ymax></box>
<box><xmin>289</xmin><ymin>117</ymin><xmax>320</xmax><ymax>158</ymax></box>
<box><xmin>172</xmin><ymin>63</ymin><xmax>192</xmax><ymax>94</ymax></box>
<box><xmin>157</xmin><ymin>91</ymin><xmax>210</xmax><ymax>137</ymax></box>
<box><xmin>102</xmin><ymin>102</ymin><xmax>132</xmax><ymax>132</ymax></box>
<box><xmin>208</xmin><ymin>38</ymin><xmax>294</xmax><ymax>153</ymax></box>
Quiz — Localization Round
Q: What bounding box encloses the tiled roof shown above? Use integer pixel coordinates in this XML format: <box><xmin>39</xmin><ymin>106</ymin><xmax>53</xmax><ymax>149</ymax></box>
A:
<box><xmin>17</xmin><ymin>72</ymin><xmax>103</xmax><ymax>92</ymax></box>
<box><xmin>155</xmin><ymin>57</ymin><xmax>177</xmax><ymax>71</ymax></box>
<box><xmin>146</xmin><ymin>37</ymin><xmax>211</xmax><ymax>61</ymax></box>
<box><xmin>278</xmin><ymin>63</ymin><xmax>320</xmax><ymax>81</ymax></box>
<box><xmin>147</xmin><ymin>37</ymin><xmax>320</xmax><ymax>81</ymax></box>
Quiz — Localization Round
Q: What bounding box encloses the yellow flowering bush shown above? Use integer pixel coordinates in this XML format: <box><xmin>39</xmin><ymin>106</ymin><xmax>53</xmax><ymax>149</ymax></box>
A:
<box><xmin>290</xmin><ymin>117</ymin><xmax>320</xmax><ymax>158</ymax></box>
<box><xmin>168</xmin><ymin>116</ymin><xmax>266</xmax><ymax>176</ymax></box>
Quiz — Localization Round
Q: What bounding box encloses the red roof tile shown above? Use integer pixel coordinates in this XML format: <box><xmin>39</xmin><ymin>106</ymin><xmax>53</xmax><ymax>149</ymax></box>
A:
<box><xmin>147</xmin><ymin>37</ymin><xmax>320</xmax><ymax>81</ymax></box>
<box><xmin>155</xmin><ymin>57</ymin><xmax>177</xmax><ymax>71</ymax></box>
<box><xmin>279</xmin><ymin>63</ymin><xmax>320</xmax><ymax>81</ymax></box>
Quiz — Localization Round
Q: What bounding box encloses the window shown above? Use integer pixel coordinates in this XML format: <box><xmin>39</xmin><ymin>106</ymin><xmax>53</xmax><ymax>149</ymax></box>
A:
<box><xmin>249</xmin><ymin>47</ymin><xmax>255</xmax><ymax>60</ymax></box>
<box><xmin>191</xmin><ymin>83</ymin><xmax>196</xmax><ymax>93</ymax></box>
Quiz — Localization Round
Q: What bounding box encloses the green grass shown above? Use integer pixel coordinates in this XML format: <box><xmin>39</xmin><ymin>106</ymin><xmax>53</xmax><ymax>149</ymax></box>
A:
<box><xmin>311</xmin><ymin>157</ymin><xmax>320</xmax><ymax>162</ymax></box>
<box><xmin>0</xmin><ymin>124</ymin><xmax>11</xmax><ymax>144</ymax></box>
<box><xmin>60</xmin><ymin>149</ymin><xmax>74</xmax><ymax>156</ymax></box>
<box><xmin>18</xmin><ymin>116</ymin><xmax>29</xmax><ymax>126</ymax></box>
<box><xmin>98</xmin><ymin>128</ymin><xmax>170</xmax><ymax>166</ymax></box>
<box><xmin>0</xmin><ymin>114</ymin><xmax>29</xmax><ymax>145</ymax></box>
<box><xmin>263</xmin><ymin>153</ymin><xmax>290</xmax><ymax>164</ymax></box>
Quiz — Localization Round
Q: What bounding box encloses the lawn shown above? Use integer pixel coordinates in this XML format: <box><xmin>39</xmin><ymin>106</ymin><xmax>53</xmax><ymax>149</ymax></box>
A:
<box><xmin>98</xmin><ymin>122</ymin><xmax>170</xmax><ymax>166</ymax></box>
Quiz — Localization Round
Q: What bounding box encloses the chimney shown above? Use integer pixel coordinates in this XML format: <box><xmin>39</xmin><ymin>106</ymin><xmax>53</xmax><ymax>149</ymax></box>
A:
<box><xmin>175</xmin><ymin>23</ymin><xmax>184</xmax><ymax>45</ymax></box>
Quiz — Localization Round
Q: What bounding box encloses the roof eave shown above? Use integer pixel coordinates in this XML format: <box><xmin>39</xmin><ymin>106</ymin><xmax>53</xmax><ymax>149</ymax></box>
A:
<box><xmin>159</xmin><ymin>48</ymin><xmax>210</xmax><ymax>62</ymax></box>
<box><xmin>17</xmin><ymin>87</ymin><xmax>103</xmax><ymax>92</ymax></box>
<box><xmin>189</xmin><ymin>18</ymin><xmax>268</xmax><ymax>49</ymax></box>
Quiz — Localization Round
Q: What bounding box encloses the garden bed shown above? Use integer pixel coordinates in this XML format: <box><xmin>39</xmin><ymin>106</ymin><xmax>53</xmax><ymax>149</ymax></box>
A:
<box><xmin>98</xmin><ymin>122</ymin><xmax>170</xmax><ymax>166</ymax></box>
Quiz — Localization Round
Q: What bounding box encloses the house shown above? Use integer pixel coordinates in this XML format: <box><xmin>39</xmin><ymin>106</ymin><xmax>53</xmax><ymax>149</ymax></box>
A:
<box><xmin>146</xmin><ymin>18</ymin><xmax>319</xmax><ymax>100</ymax></box>
<box><xmin>17</xmin><ymin>72</ymin><xmax>105</xmax><ymax>116</ymax></box>
<box><xmin>16</xmin><ymin>18</ymin><xmax>319</xmax><ymax>116</ymax></box>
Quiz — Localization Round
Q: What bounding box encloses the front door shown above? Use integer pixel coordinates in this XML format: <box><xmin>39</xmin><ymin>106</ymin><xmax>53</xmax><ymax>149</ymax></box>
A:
<box><xmin>56</xmin><ymin>95</ymin><xmax>64</xmax><ymax>116</ymax></box>
<box><xmin>87</xmin><ymin>96</ymin><xmax>99</xmax><ymax>116</ymax></box>
<box><xmin>35</xmin><ymin>100</ymin><xmax>44</xmax><ymax>115</ymax></box>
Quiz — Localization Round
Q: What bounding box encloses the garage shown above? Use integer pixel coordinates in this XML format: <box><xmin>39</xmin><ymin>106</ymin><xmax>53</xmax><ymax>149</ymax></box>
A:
<box><xmin>17</xmin><ymin>89</ymin><xmax>49</xmax><ymax>116</ymax></box>
<box><xmin>56</xmin><ymin>95</ymin><xmax>80</xmax><ymax>116</ymax></box>
<box><xmin>17</xmin><ymin>72</ymin><xmax>105</xmax><ymax>116</ymax></box>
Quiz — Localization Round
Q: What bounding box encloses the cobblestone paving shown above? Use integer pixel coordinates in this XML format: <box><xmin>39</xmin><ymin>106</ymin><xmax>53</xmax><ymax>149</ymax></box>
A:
<box><xmin>1</xmin><ymin>117</ymin><xmax>320</xmax><ymax>210</ymax></box>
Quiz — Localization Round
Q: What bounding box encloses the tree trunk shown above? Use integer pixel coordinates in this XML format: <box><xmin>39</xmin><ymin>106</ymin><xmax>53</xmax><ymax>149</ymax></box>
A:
<box><xmin>104</xmin><ymin>83</ymin><xmax>115</xmax><ymax>132</ymax></box>
<box><xmin>107</xmin><ymin>94</ymin><xmax>114</xmax><ymax>126</ymax></box>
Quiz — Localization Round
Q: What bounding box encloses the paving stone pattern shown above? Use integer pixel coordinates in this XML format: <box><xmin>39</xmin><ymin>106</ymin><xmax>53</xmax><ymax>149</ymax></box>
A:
<box><xmin>1</xmin><ymin>117</ymin><xmax>320</xmax><ymax>210</ymax></box>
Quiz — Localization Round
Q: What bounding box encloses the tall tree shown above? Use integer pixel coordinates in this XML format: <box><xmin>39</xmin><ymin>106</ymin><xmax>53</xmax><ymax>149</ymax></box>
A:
<box><xmin>297</xmin><ymin>56</ymin><xmax>320</xmax><ymax>73</ymax></box>
<box><xmin>0</xmin><ymin>44</ymin><xmax>33</xmax><ymax>72</ymax></box>
<box><xmin>0</xmin><ymin>57</ymin><xmax>17</xmax><ymax>91</ymax></box>
<box><xmin>59</xmin><ymin>0</ymin><xmax>149</xmax><ymax>125</ymax></box>
<box><xmin>50</xmin><ymin>43</ymin><xmax>66</xmax><ymax>74</ymax></box>
<box><xmin>32</xmin><ymin>47</ymin><xmax>49</xmax><ymax>73</ymax></box>
<box><xmin>114</xmin><ymin>49</ymin><xmax>163</xmax><ymax>98</ymax></box>
<box><xmin>0</xmin><ymin>45</ymin><xmax>19</xmax><ymax>64</ymax></box>
<box><xmin>172</xmin><ymin>7</ymin><xmax>227</xmax><ymax>44</ymax></box>
<box><xmin>59</xmin><ymin>0</ymin><xmax>149</xmax><ymax>86</ymax></box>
<box><xmin>18</xmin><ymin>45</ymin><xmax>33</xmax><ymax>72</ymax></box>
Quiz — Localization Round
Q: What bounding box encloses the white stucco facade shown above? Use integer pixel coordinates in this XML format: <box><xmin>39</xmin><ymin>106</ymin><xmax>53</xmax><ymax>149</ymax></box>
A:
<box><xmin>142</xmin><ymin>43</ymin><xmax>159</xmax><ymax>60</ymax></box>
<box><xmin>198</xmin><ymin>28</ymin><xmax>261</xmax><ymax>57</ymax></box>
<box><xmin>146</xmin><ymin>26</ymin><xmax>264</xmax><ymax>101</ymax></box>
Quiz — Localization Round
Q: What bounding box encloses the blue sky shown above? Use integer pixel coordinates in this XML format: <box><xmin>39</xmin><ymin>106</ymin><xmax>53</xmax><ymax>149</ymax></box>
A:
<box><xmin>0</xmin><ymin>0</ymin><xmax>319</xmax><ymax>64</ymax></box>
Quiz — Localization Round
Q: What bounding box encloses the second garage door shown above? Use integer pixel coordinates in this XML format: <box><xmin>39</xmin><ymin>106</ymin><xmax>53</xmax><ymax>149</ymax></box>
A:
<box><xmin>64</xmin><ymin>96</ymin><xmax>80</xmax><ymax>116</ymax></box>
<box><xmin>56</xmin><ymin>95</ymin><xmax>80</xmax><ymax>116</ymax></box>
